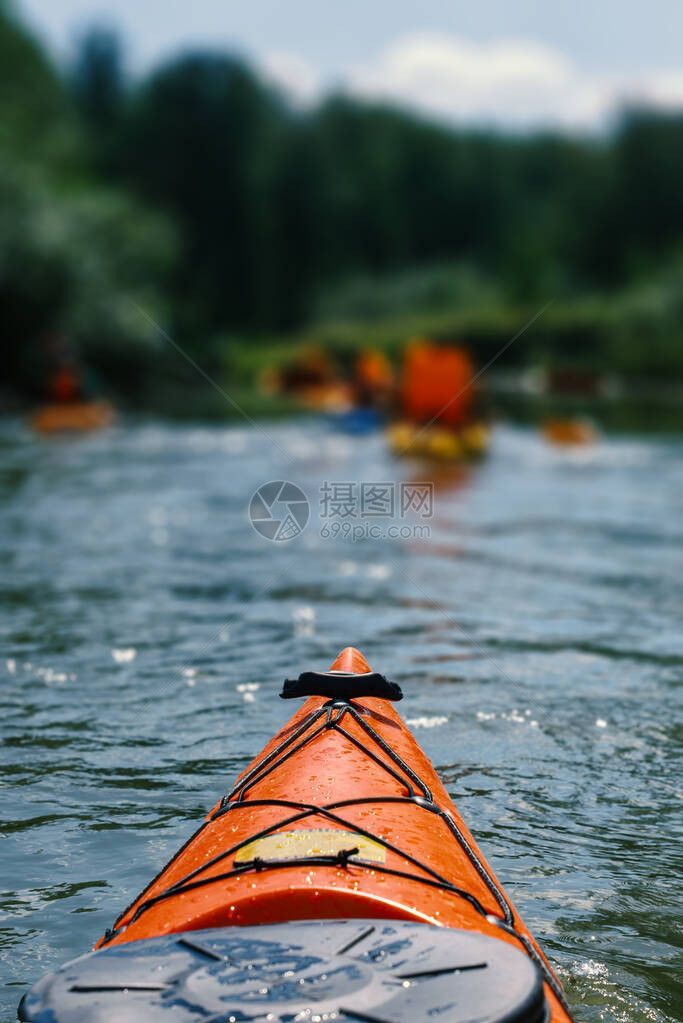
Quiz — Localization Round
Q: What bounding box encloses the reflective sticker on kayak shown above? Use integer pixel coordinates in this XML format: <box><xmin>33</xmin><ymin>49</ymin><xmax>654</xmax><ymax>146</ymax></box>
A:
<box><xmin>234</xmin><ymin>829</ymin><xmax>386</xmax><ymax>864</ymax></box>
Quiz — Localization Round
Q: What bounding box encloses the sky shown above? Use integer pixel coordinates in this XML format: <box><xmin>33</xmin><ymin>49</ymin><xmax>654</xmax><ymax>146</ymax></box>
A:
<box><xmin>15</xmin><ymin>0</ymin><xmax>683</xmax><ymax>131</ymax></box>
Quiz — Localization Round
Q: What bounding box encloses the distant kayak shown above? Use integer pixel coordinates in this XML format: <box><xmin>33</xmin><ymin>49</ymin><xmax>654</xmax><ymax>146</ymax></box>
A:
<box><xmin>387</xmin><ymin>420</ymin><xmax>490</xmax><ymax>460</ymax></box>
<box><xmin>30</xmin><ymin>401</ymin><xmax>114</xmax><ymax>435</ymax></box>
<box><xmin>329</xmin><ymin>406</ymin><xmax>384</xmax><ymax>435</ymax></box>
<box><xmin>542</xmin><ymin>418</ymin><xmax>598</xmax><ymax>446</ymax></box>
<box><xmin>20</xmin><ymin>647</ymin><xmax>574</xmax><ymax>1023</ymax></box>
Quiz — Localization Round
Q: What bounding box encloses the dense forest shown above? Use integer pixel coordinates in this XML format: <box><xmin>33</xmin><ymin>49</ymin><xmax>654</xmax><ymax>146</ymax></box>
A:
<box><xmin>2</xmin><ymin>2</ymin><xmax>683</xmax><ymax>406</ymax></box>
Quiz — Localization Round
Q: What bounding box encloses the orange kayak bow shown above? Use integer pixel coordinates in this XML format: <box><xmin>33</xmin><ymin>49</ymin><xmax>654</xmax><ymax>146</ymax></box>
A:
<box><xmin>21</xmin><ymin>648</ymin><xmax>574</xmax><ymax>1023</ymax></box>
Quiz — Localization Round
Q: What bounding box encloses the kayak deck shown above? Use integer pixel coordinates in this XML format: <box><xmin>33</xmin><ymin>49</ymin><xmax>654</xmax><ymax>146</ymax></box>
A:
<box><xmin>23</xmin><ymin>920</ymin><xmax>551</xmax><ymax>1023</ymax></box>
<box><xmin>94</xmin><ymin>648</ymin><xmax>574</xmax><ymax>1022</ymax></box>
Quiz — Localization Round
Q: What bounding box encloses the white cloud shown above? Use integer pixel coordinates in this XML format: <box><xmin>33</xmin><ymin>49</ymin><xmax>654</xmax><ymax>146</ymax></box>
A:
<box><xmin>261</xmin><ymin>32</ymin><xmax>683</xmax><ymax>131</ymax></box>
<box><xmin>636</xmin><ymin>71</ymin><xmax>683</xmax><ymax>109</ymax></box>
<box><xmin>261</xmin><ymin>51</ymin><xmax>320</xmax><ymax>105</ymax></box>
<box><xmin>346</xmin><ymin>34</ymin><xmax>615</xmax><ymax>130</ymax></box>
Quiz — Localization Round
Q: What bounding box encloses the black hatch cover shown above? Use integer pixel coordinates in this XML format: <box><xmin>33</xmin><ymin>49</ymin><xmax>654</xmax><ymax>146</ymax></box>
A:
<box><xmin>19</xmin><ymin>919</ymin><xmax>549</xmax><ymax>1023</ymax></box>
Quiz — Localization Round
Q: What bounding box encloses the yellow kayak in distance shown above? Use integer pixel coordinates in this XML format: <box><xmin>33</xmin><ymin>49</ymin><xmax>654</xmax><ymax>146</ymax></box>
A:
<box><xmin>387</xmin><ymin>421</ymin><xmax>491</xmax><ymax>461</ymax></box>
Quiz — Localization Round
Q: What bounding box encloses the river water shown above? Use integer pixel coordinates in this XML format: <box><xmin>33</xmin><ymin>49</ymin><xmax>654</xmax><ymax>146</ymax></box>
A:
<box><xmin>1</xmin><ymin>418</ymin><xmax>681</xmax><ymax>1022</ymax></box>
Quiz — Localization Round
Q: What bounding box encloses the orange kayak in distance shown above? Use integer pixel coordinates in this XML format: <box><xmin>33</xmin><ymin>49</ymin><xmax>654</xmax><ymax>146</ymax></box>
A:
<box><xmin>30</xmin><ymin>401</ymin><xmax>114</xmax><ymax>434</ymax></box>
<box><xmin>21</xmin><ymin>648</ymin><xmax>575</xmax><ymax>1023</ymax></box>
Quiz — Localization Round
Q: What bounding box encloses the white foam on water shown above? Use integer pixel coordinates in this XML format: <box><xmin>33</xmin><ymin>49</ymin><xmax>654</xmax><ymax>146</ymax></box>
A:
<box><xmin>503</xmin><ymin>709</ymin><xmax>527</xmax><ymax>724</ymax></box>
<box><xmin>338</xmin><ymin>561</ymin><xmax>358</xmax><ymax>576</ymax></box>
<box><xmin>34</xmin><ymin>667</ymin><xmax>68</xmax><ymax>684</ymax></box>
<box><xmin>111</xmin><ymin>648</ymin><xmax>136</xmax><ymax>663</ymax></box>
<box><xmin>571</xmin><ymin>959</ymin><xmax>608</xmax><ymax>978</ymax></box>
<box><xmin>293</xmin><ymin>605</ymin><xmax>316</xmax><ymax>636</ymax></box>
<box><xmin>406</xmin><ymin>715</ymin><xmax>448</xmax><ymax>728</ymax></box>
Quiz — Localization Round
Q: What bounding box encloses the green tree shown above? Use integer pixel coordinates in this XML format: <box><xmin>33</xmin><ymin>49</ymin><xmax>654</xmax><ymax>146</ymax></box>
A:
<box><xmin>70</xmin><ymin>27</ymin><xmax>126</xmax><ymax>176</ymax></box>
<box><xmin>122</xmin><ymin>53</ymin><xmax>282</xmax><ymax>337</ymax></box>
<box><xmin>0</xmin><ymin>6</ymin><xmax>175</xmax><ymax>400</ymax></box>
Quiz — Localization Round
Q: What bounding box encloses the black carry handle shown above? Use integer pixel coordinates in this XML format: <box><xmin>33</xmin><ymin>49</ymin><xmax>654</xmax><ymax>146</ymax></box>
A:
<box><xmin>280</xmin><ymin>670</ymin><xmax>403</xmax><ymax>701</ymax></box>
